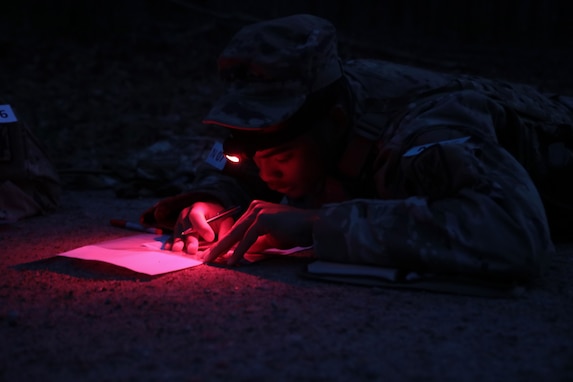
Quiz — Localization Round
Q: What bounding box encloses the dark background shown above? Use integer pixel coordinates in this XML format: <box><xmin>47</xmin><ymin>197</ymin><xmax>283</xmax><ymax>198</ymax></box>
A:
<box><xmin>4</xmin><ymin>0</ymin><xmax>572</xmax><ymax>47</ymax></box>
<box><xmin>2</xmin><ymin>3</ymin><xmax>573</xmax><ymax>381</ymax></box>
<box><xmin>1</xmin><ymin>0</ymin><xmax>572</xmax><ymax>189</ymax></box>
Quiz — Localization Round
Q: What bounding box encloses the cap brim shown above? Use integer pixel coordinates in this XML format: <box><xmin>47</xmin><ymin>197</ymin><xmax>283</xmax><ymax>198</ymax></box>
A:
<box><xmin>202</xmin><ymin>92</ymin><xmax>307</xmax><ymax>130</ymax></box>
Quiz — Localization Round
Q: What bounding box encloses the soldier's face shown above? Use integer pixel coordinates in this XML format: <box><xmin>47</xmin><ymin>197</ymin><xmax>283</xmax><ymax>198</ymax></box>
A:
<box><xmin>253</xmin><ymin>133</ymin><xmax>325</xmax><ymax>199</ymax></box>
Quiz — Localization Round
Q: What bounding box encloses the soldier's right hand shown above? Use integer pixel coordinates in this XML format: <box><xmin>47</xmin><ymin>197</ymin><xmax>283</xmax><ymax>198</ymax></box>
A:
<box><xmin>164</xmin><ymin>201</ymin><xmax>234</xmax><ymax>255</ymax></box>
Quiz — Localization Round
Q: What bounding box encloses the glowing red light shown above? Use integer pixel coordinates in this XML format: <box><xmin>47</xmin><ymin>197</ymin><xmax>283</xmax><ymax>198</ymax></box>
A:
<box><xmin>225</xmin><ymin>154</ymin><xmax>240</xmax><ymax>163</ymax></box>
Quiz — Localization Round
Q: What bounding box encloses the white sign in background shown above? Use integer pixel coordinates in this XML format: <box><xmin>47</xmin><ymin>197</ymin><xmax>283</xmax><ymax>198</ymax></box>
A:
<box><xmin>0</xmin><ymin>104</ymin><xmax>18</xmax><ymax>123</ymax></box>
<box><xmin>205</xmin><ymin>141</ymin><xmax>226</xmax><ymax>170</ymax></box>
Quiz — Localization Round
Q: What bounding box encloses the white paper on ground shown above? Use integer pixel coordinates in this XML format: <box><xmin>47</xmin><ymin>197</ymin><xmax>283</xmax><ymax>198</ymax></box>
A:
<box><xmin>57</xmin><ymin>234</ymin><xmax>313</xmax><ymax>275</ymax></box>
<box><xmin>57</xmin><ymin>234</ymin><xmax>202</xmax><ymax>276</ymax></box>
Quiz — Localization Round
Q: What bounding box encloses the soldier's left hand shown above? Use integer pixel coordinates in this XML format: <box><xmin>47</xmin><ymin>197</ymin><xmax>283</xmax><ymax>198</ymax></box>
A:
<box><xmin>203</xmin><ymin>200</ymin><xmax>318</xmax><ymax>265</ymax></box>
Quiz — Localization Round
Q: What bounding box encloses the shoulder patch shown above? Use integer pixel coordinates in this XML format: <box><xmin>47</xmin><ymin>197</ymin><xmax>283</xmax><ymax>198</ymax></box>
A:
<box><xmin>403</xmin><ymin>136</ymin><xmax>471</xmax><ymax>157</ymax></box>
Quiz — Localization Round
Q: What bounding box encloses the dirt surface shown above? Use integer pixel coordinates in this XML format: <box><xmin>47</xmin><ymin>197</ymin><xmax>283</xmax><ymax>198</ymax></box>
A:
<box><xmin>2</xmin><ymin>190</ymin><xmax>573</xmax><ymax>381</ymax></box>
<box><xmin>2</xmin><ymin>5</ymin><xmax>573</xmax><ymax>381</ymax></box>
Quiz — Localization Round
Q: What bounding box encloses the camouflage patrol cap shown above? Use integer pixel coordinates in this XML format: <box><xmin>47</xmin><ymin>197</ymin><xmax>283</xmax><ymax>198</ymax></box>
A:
<box><xmin>202</xmin><ymin>14</ymin><xmax>343</xmax><ymax>131</ymax></box>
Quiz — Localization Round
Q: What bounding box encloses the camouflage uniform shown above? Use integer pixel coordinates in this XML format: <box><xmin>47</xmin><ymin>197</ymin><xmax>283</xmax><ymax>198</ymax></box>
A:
<box><xmin>143</xmin><ymin>14</ymin><xmax>573</xmax><ymax>284</ymax></box>
<box><xmin>1</xmin><ymin>103</ymin><xmax>61</xmax><ymax>222</ymax></box>
<box><xmin>314</xmin><ymin>60</ymin><xmax>565</xmax><ymax>281</ymax></box>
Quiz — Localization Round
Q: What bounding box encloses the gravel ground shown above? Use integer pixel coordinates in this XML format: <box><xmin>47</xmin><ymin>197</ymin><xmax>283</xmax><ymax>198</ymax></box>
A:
<box><xmin>1</xmin><ymin>190</ymin><xmax>573</xmax><ymax>381</ymax></box>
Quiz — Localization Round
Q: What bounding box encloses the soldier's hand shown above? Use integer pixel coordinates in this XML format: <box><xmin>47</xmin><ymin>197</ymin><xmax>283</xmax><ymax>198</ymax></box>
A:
<box><xmin>203</xmin><ymin>200</ymin><xmax>318</xmax><ymax>265</ymax></box>
<box><xmin>164</xmin><ymin>201</ymin><xmax>234</xmax><ymax>255</ymax></box>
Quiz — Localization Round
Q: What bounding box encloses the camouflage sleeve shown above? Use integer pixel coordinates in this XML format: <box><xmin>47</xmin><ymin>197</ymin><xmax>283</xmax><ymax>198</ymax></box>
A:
<box><xmin>312</xmin><ymin>90</ymin><xmax>555</xmax><ymax>281</ymax></box>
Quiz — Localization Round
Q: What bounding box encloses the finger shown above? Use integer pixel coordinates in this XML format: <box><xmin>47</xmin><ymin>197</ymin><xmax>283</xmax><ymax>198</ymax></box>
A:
<box><xmin>171</xmin><ymin>218</ymin><xmax>186</xmax><ymax>251</ymax></box>
<box><xmin>163</xmin><ymin>236</ymin><xmax>174</xmax><ymax>250</ymax></box>
<box><xmin>217</xmin><ymin>217</ymin><xmax>235</xmax><ymax>239</ymax></box>
<box><xmin>184</xmin><ymin>234</ymin><xmax>199</xmax><ymax>255</ymax></box>
<box><xmin>227</xmin><ymin>221</ymin><xmax>264</xmax><ymax>265</ymax></box>
<box><xmin>200</xmin><ymin>248</ymin><xmax>211</xmax><ymax>261</ymax></box>
<box><xmin>247</xmin><ymin>235</ymin><xmax>273</xmax><ymax>254</ymax></box>
<box><xmin>171</xmin><ymin>239</ymin><xmax>185</xmax><ymax>252</ymax></box>
<box><xmin>190</xmin><ymin>210</ymin><xmax>216</xmax><ymax>242</ymax></box>
<box><xmin>203</xmin><ymin>205</ymin><xmax>259</xmax><ymax>263</ymax></box>
<box><xmin>204</xmin><ymin>219</ymin><xmax>250</xmax><ymax>262</ymax></box>
<box><xmin>203</xmin><ymin>232</ymin><xmax>237</xmax><ymax>262</ymax></box>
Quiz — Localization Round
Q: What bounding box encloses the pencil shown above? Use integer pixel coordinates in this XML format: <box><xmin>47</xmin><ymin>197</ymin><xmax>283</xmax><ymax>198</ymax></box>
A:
<box><xmin>181</xmin><ymin>205</ymin><xmax>241</xmax><ymax>236</ymax></box>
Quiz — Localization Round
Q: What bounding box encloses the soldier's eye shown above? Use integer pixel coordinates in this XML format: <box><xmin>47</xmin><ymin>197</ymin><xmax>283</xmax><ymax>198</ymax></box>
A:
<box><xmin>274</xmin><ymin>152</ymin><xmax>293</xmax><ymax>163</ymax></box>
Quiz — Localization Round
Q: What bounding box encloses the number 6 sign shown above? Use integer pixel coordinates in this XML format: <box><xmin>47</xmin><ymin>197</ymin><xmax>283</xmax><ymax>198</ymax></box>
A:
<box><xmin>0</xmin><ymin>105</ymin><xmax>18</xmax><ymax>123</ymax></box>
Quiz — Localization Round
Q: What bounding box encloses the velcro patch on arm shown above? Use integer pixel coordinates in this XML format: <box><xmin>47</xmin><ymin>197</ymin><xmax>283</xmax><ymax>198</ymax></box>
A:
<box><xmin>403</xmin><ymin>136</ymin><xmax>470</xmax><ymax>157</ymax></box>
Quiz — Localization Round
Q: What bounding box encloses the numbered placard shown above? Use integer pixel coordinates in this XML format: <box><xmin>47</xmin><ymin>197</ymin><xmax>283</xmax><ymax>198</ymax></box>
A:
<box><xmin>205</xmin><ymin>141</ymin><xmax>226</xmax><ymax>170</ymax></box>
<box><xmin>0</xmin><ymin>105</ymin><xmax>18</xmax><ymax>123</ymax></box>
